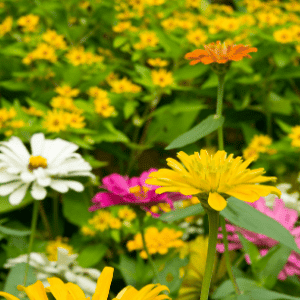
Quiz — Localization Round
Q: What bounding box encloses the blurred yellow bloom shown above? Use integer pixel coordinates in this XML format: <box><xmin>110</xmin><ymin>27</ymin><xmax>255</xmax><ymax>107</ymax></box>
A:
<box><xmin>113</xmin><ymin>21</ymin><xmax>132</xmax><ymax>32</ymax></box>
<box><xmin>248</xmin><ymin>134</ymin><xmax>272</xmax><ymax>153</ymax></box>
<box><xmin>186</xmin><ymin>29</ymin><xmax>207</xmax><ymax>47</ymax></box>
<box><xmin>46</xmin><ymin>237</ymin><xmax>74</xmax><ymax>261</ymax></box>
<box><xmin>151</xmin><ymin>69</ymin><xmax>173</xmax><ymax>87</ymax></box>
<box><xmin>66</xmin><ymin>47</ymin><xmax>87</xmax><ymax>66</ymax></box>
<box><xmin>89</xmin><ymin>210</ymin><xmax>112</xmax><ymax>232</ymax></box>
<box><xmin>81</xmin><ymin>226</ymin><xmax>96</xmax><ymax>236</ymax></box>
<box><xmin>146</xmin><ymin>150</ymin><xmax>281</xmax><ymax>211</ymax></box>
<box><xmin>88</xmin><ymin>86</ymin><xmax>108</xmax><ymax>98</ymax></box>
<box><xmin>147</xmin><ymin>58</ymin><xmax>169</xmax><ymax>67</ymax></box>
<box><xmin>146</xmin><ymin>0</ymin><xmax>165</xmax><ymax>5</ymax></box>
<box><xmin>23</xmin><ymin>43</ymin><xmax>57</xmax><ymax>64</ymax></box>
<box><xmin>55</xmin><ymin>85</ymin><xmax>80</xmax><ymax>98</ymax></box>
<box><xmin>0</xmin><ymin>16</ymin><xmax>12</xmax><ymax>37</ymax></box>
<box><xmin>127</xmin><ymin>227</ymin><xmax>184</xmax><ymax>259</ymax></box>
<box><xmin>109</xmin><ymin>218</ymin><xmax>122</xmax><ymax>229</ymax></box>
<box><xmin>110</xmin><ymin>77</ymin><xmax>141</xmax><ymax>93</ymax></box>
<box><xmin>17</xmin><ymin>14</ymin><xmax>39</xmax><ymax>32</ymax></box>
<box><xmin>8</xmin><ymin>120</ymin><xmax>25</xmax><ymax>129</ymax></box>
<box><xmin>94</xmin><ymin>98</ymin><xmax>115</xmax><ymax>118</ymax></box>
<box><xmin>274</xmin><ymin>28</ymin><xmax>294</xmax><ymax>43</ymax></box>
<box><xmin>289</xmin><ymin>125</ymin><xmax>300</xmax><ymax>147</ymax></box>
<box><xmin>136</xmin><ymin>31</ymin><xmax>159</xmax><ymax>49</ymax></box>
<box><xmin>161</xmin><ymin>18</ymin><xmax>179</xmax><ymax>31</ymax></box>
<box><xmin>185</xmin><ymin>0</ymin><xmax>201</xmax><ymax>8</ymax></box>
<box><xmin>118</xmin><ymin>207</ymin><xmax>136</xmax><ymax>221</ymax></box>
<box><xmin>22</xmin><ymin>106</ymin><xmax>44</xmax><ymax>117</ymax></box>
<box><xmin>43</xmin><ymin>110</ymin><xmax>68</xmax><ymax>132</ymax></box>
<box><xmin>65</xmin><ymin>112</ymin><xmax>85</xmax><ymax>129</ymax></box>
<box><xmin>51</xmin><ymin>96</ymin><xmax>77</xmax><ymax>111</ymax></box>
<box><xmin>42</xmin><ymin>29</ymin><xmax>67</xmax><ymax>49</ymax></box>
<box><xmin>243</xmin><ymin>147</ymin><xmax>259</xmax><ymax>161</ymax></box>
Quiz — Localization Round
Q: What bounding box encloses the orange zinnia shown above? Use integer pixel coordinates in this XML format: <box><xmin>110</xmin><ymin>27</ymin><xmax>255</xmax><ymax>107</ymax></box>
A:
<box><xmin>185</xmin><ymin>41</ymin><xmax>257</xmax><ymax>65</ymax></box>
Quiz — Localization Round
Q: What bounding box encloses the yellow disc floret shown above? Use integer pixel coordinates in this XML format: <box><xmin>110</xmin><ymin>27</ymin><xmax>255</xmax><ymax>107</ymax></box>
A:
<box><xmin>28</xmin><ymin>155</ymin><xmax>47</xmax><ymax>171</ymax></box>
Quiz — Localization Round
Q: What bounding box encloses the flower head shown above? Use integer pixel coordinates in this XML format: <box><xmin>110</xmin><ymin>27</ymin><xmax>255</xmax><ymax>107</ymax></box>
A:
<box><xmin>146</xmin><ymin>150</ymin><xmax>281</xmax><ymax>211</ymax></box>
<box><xmin>185</xmin><ymin>41</ymin><xmax>257</xmax><ymax>65</ymax></box>
<box><xmin>89</xmin><ymin>169</ymin><xmax>188</xmax><ymax>217</ymax></box>
<box><xmin>0</xmin><ymin>133</ymin><xmax>93</xmax><ymax>205</ymax></box>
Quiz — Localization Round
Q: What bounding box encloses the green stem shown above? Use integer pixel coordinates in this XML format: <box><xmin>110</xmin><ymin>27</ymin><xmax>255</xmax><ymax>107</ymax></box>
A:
<box><xmin>53</xmin><ymin>195</ymin><xmax>60</xmax><ymax>237</ymax></box>
<box><xmin>24</xmin><ymin>201</ymin><xmax>40</xmax><ymax>286</ymax></box>
<box><xmin>200</xmin><ymin>209</ymin><xmax>219</xmax><ymax>300</ymax></box>
<box><xmin>220</xmin><ymin>217</ymin><xmax>241</xmax><ymax>295</ymax></box>
<box><xmin>39</xmin><ymin>202</ymin><xmax>53</xmax><ymax>239</ymax></box>
<box><xmin>138</xmin><ymin>216</ymin><xmax>160</xmax><ymax>282</ymax></box>
<box><xmin>215</xmin><ymin>74</ymin><xmax>240</xmax><ymax>295</ymax></box>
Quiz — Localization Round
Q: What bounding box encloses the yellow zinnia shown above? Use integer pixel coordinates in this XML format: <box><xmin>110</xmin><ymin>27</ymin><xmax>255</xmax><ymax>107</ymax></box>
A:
<box><xmin>145</xmin><ymin>150</ymin><xmax>281</xmax><ymax>211</ymax></box>
<box><xmin>0</xmin><ymin>267</ymin><xmax>170</xmax><ymax>300</ymax></box>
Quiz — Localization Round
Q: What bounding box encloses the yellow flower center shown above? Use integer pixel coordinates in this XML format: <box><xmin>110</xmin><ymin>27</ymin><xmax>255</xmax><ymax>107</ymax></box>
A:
<box><xmin>129</xmin><ymin>185</ymin><xmax>150</xmax><ymax>200</ymax></box>
<box><xmin>28</xmin><ymin>155</ymin><xmax>47</xmax><ymax>170</ymax></box>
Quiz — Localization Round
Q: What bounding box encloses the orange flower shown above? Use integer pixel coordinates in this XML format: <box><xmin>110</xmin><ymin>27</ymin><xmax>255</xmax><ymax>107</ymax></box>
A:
<box><xmin>185</xmin><ymin>41</ymin><xmax>257</xmax><ymax>65</ymax></box>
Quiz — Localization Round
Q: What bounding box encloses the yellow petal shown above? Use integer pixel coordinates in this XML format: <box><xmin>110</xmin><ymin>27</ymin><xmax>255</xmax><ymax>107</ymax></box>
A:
<box><xmin>65</xmin><ymin>283</ymin><xmax>87</xmax><ymax>300</ymax></box>
<box><xmin>92</xmin><ymin>267</ymin><xmax>114</xmax><ymax>300</ymax></box>
<box><xmin>178</xmin><ymin>188</ymin><xmax>201</xmax><ymax>195</ymax></box>
<box><xmin>208</xmin><ymin>192</ymin><xmax>227</xmax><ymax>211</ymax></box>
<box><xmin>0</xmin><ymin>292</ymin><xmax>20</xmax><ymax>300</ymax></box>
<box><xmin>116</xmin><ymin>286</ymin><xmax>138</xmax><ymax>300</ymax></box>
<box><xmin>46</xmin><ymin>277</ymin><xmax>68</xmax><ymax>300</ymax></box>
<box><xmin>17</xmin><ymin>281</ymin><xmax>48</xmax><ymax>300</ymax></box>
<box><xmin>155</xmin><ymin>186</ymin><xmax>181</xmax><ymax>194</ymax></box>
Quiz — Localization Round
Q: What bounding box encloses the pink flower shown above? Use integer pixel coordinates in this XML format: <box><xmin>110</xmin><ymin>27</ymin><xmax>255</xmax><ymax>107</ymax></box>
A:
<box><xmin>217</xmin><ymin>197</ymin><xmax>300</xmax><ymax>280</ymax></box>
<box><xmin>89</xmin><ymin>169</ymin><xmax>189</xmax><ymax>217</ymax></box>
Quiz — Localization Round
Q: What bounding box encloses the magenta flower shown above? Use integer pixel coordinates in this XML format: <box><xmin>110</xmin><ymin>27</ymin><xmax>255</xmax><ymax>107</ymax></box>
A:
<box><xmin>217</xmin><ymin>197</ymin><xmax>300</xmax><ymax>280</ymax></box>
<box><xmin>89</xmin><ymin>168</ymin><xmax>189</xmax><ymax>217</ymax></box>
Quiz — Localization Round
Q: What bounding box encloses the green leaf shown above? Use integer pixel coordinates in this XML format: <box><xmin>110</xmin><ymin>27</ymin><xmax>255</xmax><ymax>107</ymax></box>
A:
<box><xmin>0</xmin><ymin>193</ymin><xmax>33</xmax><ymax>214</ymax></box>
<box><xmin>273</xmin><ymin>52</ymin><xmax>291</xmax><ymax>68</ymax></box>
<box><xmin>113</xmin><ymin>36</ymin><xmax>127</xmax><ymax>48</ymax></box>
<box><xmin>268</xmin><ymin>92</ymin><xmax>292</xmax><ymax>115</ymax></box>
<box><xmin>62</xmin><ymin>190</ymin><xmax>91</xmax><ymax>226</ymax></box>
<box><xmin>237</xmin><ymin>289</ymin><xmax>300</xmax><ymax>300</ymax></box>
<box><xmin>221</xmin><ymin>197</ymin><xmax>300</xmax><ymax>254</ymax></box>
<box><xmin>165</xmin><ymin>114</ymin><xmax>224</xmax><ymax>150</ymax></box>
<box><xmin>0</xmin><ymin>225</ymin><xmax>31</xmax><ymax>236</ymax></box>
<box><xmin>4</xmin><ymin>263</ymin><xmax>37</xmax><ymax>296</ymax></box>
<box><xmin>237</xmin><ymin>233</ymin><xmax>260</xmax><ymax>268</ymax></box>
<box><xmin>270</xmin><ymin>66</ymin><xmax>300</xmax><ymax>80</ymax></box>
<box><xmin>173</xmin><ymin>64</ymin><xmax>208</xmax><ymax>81</ymax></box>
<box><xmin>77</xmin><ymin>244</ymin><xmax>107</xmax><ymax>268</ymax></box>
<box><xmin>62</xmin><ymin>66</ymin><xmax>82</xmax><ymax>86</ymax></box>
<box><xmin>124</xmin><ymin>101</ymin><xmax>139</xmax><ymax>119</ymax></box>
<box><xmin>0</xmin><ymin>81</ymin><xmax>29</xmax><ymax>91</ymax></box>
<box><xmin>275</xmin><ymin>118</ymin><xmax>292</xmax><ymax>133</ymax></box>
<box><xmin>118</xmin><ymin>254</ymin><xmax>138</xmax><ymax>286</ymax></box>
<box><xmin>159</xmin><ymin>204</ymin><xmax>203</xmax><ymax>222</ymax></box>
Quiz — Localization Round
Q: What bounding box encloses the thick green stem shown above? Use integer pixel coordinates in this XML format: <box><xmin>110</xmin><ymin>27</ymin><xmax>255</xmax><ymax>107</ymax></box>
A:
<box><xmin>24</xmin><ymin>201</ymin><xmax>40</xmax><ymax>286</ymax></box>
<box><xmin>200</xmin><ymin>209</ymin><xmax>219</xmax><ymax>300</ymax></box>
<box><xmin>220</xmin><ymin>217</ymin><xmax>241</xmax><ymax>295</ymax></box>
<box><xmin>138</xmin><ymin>216</ymin><xmax>160</xmax><ymax>282</ymax></box>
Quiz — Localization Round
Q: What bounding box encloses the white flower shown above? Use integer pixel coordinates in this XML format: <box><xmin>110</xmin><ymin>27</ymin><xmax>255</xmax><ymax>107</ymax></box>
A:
<box><xmin>0</xmin><ymin>133</ymin><xmax>94</xmax><ymax>205</ymax></box>
<box><xmin>4</xmin><ymin>248</ymin><xmax>101</xmax><ymax>297</ymax></box>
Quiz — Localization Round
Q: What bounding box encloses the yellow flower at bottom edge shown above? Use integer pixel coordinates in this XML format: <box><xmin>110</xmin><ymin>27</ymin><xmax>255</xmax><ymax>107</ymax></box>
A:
<box><xmin>0</xmin><ymin>267</ymin><xmax>171</xmax><ymax>300</ymax></box>
<box><xmin>145</xmin><ymin>150</ymin><xmax>281</xmax><ymax>211</ymax></box>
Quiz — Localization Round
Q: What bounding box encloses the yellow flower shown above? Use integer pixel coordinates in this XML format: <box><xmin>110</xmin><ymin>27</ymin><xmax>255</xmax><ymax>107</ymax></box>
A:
<box><xmin>248</xmin><ymin>134</ymin><xmax>272</xmax><ymax>153</ymax></box>
<box><xmin>186</xmin><ymin>29</ymin><xmax>207</xmax><ymax>47</ymax></box>
<box><xmin>243</xmin><ymin>147</ymin><xmax>259</xmax><ymax>161</ymax></box>
<box><xmin>109</xmin><ymin>218</ymin><xmax>122</xmax><ymax>229</ymax></box>
<box><xmin>24</xmin><ymin>43</ymin><xmax>57</xmax><ymax>64</ymax></box>
<box><xmin>94</xmin><ymin>98</ymin><xmax>115</xmax><ymax>118</ymax></box>
<box><xmin>88</xmin><ymin>87</ymin><xmax>108</xmax><ymax>98</ymax></box>
<box><xmin>65</xmin><ymin>112</ymin><xmax>85</xmax><ymax>129</ymax></box>
<box><xmin>42</xmin><ymin>29</ymin><xmax>67</xmax><ymax>49</ymax></box>
<box><xmin>273</xmin><ymin>28</ymin><xmax>294</xmax><ymax>43</ymax></box>
<box><xmin>289</xmin><ymin>125</ymin><xmax>300</xmax><ymax>147</ymax></box>
<box><xmin>137</xmin><ymin>31</ymin><xmax>159</xmax><ymax>48</ymax></box>
<box><xmin>43</xmin><ymin>110</ymin><xmax>68</xmax><ymax>133</ymax></box>
<box><xmin>185</xmin><ymin>0</ymin><xmax>201</xmax><ymax>8</ymax></box>
<box><xmin>0</xmin><ymin>16</ymin><xmax>13</xmax><ymax>37</ymax></box>
<box><xmin>89</xmin><ymin>211</ymin><xmax>112</xmax><ymax>231</ymax></box>
<box><xmin>17</xmin><ymin>14</ymin><xmax>39</xmax><ymax>32</ymax></box>
<box><xmin>146</xmin><ymin>150</ymin><xmax>281</xmax><ymax>211</ymax></box>
<box><xmin>66</xmin><ymin>47</ymin><xmax>86</xmax><ymax>66</ymax></box>
<box><xmin>55</xmin><ymin>85</ymin><xmax>80</xmax><ymax>98</ymax></box>
<box><xmin>110</xmin><ymin>78</ymin><xmax>141</xmax><ymax>93</ymax></box>
<box><xmin>81</xmin><ymin>226</ymin><xmax>96</xmax><ymax>236</ymax></box>
<box><xmin>51</xmin><ymin>96</ymin><xmax>77</xmax><ymax>111</ymax></box>
<box><xmin>113</xmin><ymin>21</ymin><xmax>132</xmax><ymax>32</ymax></box>
<box><xmin>46</xmin><ymin>237</ymin><xmax>74</xmax><ymax>261</ymax></box>
<box><xmin>151</xmin><ymin>69</ymin><xmax>173</xmax><ymax>87</ymax></box>
<box><xmin>147</xmin><ymin>58</ymin><xmax>169</xmax><ymax>67</ymax></box>
<box><xmin>118</xmin><ymin>207</ymin><xmax>136</xmax><ymax>221</ymax></box>
<box><xmin>161</xmin><ymin>18</ymin><xmax>179</xmax><ymax>31</ymax></box>
<box><xmin>23</xmin><ymin>106</ymin><xmax>44</xmax><ymax>117</ymax></box>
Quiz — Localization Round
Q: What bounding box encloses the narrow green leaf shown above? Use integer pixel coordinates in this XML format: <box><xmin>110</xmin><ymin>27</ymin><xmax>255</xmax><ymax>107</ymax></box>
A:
<box><xmin>173</xmin><ymin>64</ymin><xmax>208</xmax><ymax>81</ymax></box>
<box><xmin>165</xmin><ymin>114</ymin><xmax>224</xmax><ymax>150</ymax></box>
<box><xmin>238</xmin><ymin>288</ymin><xmax>300</xmax><ymax>300</ymax></box>
<box><xmin>237</xmin><ymin>233</ymin><xmax>260</xmax><ymax>268</ymax></box>
<box><xmin>0</xmin><ymin>225</ymin><xmax>31</xmax><ymax>236</ymax></box>
<box><xmin>159</xmin><ymin>204</ymin><xmax>203</xmax><ymax>222</ymax></box>
<box><xmin>221</xmin><ymin>197</ymin><xmax>300</xmax><ymax>254</ymax></box>
<box><xmin>77</xmin><ymin>244</ymin><xmax>107</xmax><ymax>268</ymax></box>
<box><xmin>113</xmin><ymin>36</ymin><xmax>127</xmax><ymax>48</ymax></box>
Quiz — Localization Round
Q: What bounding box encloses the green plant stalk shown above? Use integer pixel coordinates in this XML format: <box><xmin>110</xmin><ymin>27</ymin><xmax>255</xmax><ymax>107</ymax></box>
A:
<box><xmin>23</xmin><ymin>200</ymin><xmax>40</xmax><ymax>286</ymax></box>
<box><xmin>138</xmin><ymin>216</ymin><xmax>160</xmax><ymax>282</ymax></box>
<box><xmin>200</xmin><ymin>209</ymin><xmax>219</xmax><ymax>300</ymax></box>
<box><xmin>39</xmin><ymin>202</ymin><xmax>53</xmax><ymax>239</ymax></box>
<box><xmin>53</xmin><ymin>195</ymin><xmax>60</xmax><ymax>237</ymax></box>
<box><xmin>220</xmin><ymin>216</ymin><xmax>241</xmax><ymax>295</ymax></box>
<box><xmin>216</xmin><ymin>74</ymin><xmax>240</xmax><ymax>295</ymax></box>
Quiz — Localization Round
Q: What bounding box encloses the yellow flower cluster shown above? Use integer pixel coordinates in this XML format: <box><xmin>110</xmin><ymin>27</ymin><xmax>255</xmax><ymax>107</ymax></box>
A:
<box><xmin>65</xmin><ymin>47</ymin><xmax>103</xmax><ymax>66</ymax></box>
<box><xmin>109</xmin><ymin>77</ymin><xmax>141</xmax><ymax>94</ymax></box>
<box><xmin>289</xmin><ymin>126</ymin><xmax>300</xmax><ymax>147</ymax></box>
<box><xmin>87</xmin><ymin>86</ymin><xmax>116</xmax><ymax>118</ymax></box>
<box><xmin>0</xmin><ymin>107</ymin><xmax>26</xmax><ymax>136</ymax></box>
<box><xmin>273</xmin><ymin>25</ymin><xmax>300</xmax><ymax>44</ymax></box>
<box><xmin>151</xmin><ymin>69</ymin><xmax>173</xmax><ymax>88</ymax></box>
<box><xmin>83</xmin><ymin>207</ymin><xmax>136</xmax><ymax>235</ymax></box>
<box><xmin>22</xmin><ymin>106</ymin><xmax>44</xmax><ymax>117</ymax></box>
<box><xmin>23</xmin><ymin>43</ymin><xmax>57</xmax><ymax>65</ymax></box>
<box><xmin>17</xmin><ymin>14</ymin><xmax>39</xmax><ymax>32</ymax></box>
<box><xmin>147</xmin><ymin>58</ymin><xmax>169</xmax><ymax>67</ymax></box>
<box><xmin>42</xmin><ymin>29</ymin><xmax>67</xmax><ymax>50</ymax></box>
<box><xmin>186</xmin><ymin>28</ymin><xmax>207</xmax><ymax>47</ymax></box>
<box><xmin>46</xmin><ymin>236</ymin><xmax>74</xmax><ymax>261</ymax></box>
<box><xmin>0</xmin><ymin>16</ymin><xmax>12</xmax><ymax>37</ymax></box>
<box><xmin>127</xmin><ymin>227</ymin><xmax>184</xmax><ymax>259</ymax></box>
<box><xmin>243</xmin><ymin>134</ymin><xmax>277</xmax><ymax>161</ymax></box>
<box><xmin>134</xmin><ymin>31</ymin><xmax>159</xmax><ymax>49</ymax></box>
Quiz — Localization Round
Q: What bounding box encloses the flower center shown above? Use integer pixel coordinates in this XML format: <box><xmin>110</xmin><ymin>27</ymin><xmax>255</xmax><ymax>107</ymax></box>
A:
<box><xmin>129</xmin><ymin>185</ymin><xmax>150</xmax><ymax>200</ymax></box>
<box><xmin>28</xmin><ymin>155</ymin><xmax>47</xmax><ymax>171</ymax></box>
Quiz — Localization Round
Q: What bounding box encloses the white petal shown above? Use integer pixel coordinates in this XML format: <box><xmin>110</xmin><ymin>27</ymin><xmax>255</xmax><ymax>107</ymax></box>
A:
<box><xmin>67</xmin><ymin>181</ymin><xmax>84</xmax><ymax>192</ymax></box>
<box><xmin>0</xmin><ymin>147</ymin><xmax>27</xmax><ymax>169</ymax></box>
<box><xmin>9</xmin><ymin>183</ymin><xmax>29</xmax><ymax>205</ymax></box>
<box><xmin>34</xmin><ymin>169</ymin><xmax>51</xmax><ymax>187</ymax></box>
<box><xmin>65</xmin><ymin>271</ymin><xmax>77</xmax><ymax>282</ymax></box>
<box><xmin>1</xmin><ymin>137</ymin><xmax>30</xmax><ymax>163</ymax></box>
<box><xmin>50</xmin><ymin>180</ymin><xmax>69</xmax><ymax>193</ymax></box>
<box><xmin>0</xmin><ymin>181</ymin><xmax>23</xmax><ymax>196</ymax></box>
<box><xmin>0</xmin><ymin>172</ymin><xmax>20</xmax><ymax>183</ymax></box>
<box><xmin>82</xmin><ymin>268</ymin><xmax>101</xmax><ymax>279</ymax></box>
<box><xmin>31</xmin><ymin>133</ymin><xmax>45</xmax><ymax>156</ymax></box>
<box><xmin>20</xmin><ymin>171</ymin><xmax>35</xmax><ymax>183</ymax></box>
<box><xmin>31</xmin><ymin>182</ymin><xmax>47</xmax><ymax>200</ymax></box>
<box><xmin>75</xmin><ymin>276</ymin><xmax>97</xmax><ymax>294</ymax></box>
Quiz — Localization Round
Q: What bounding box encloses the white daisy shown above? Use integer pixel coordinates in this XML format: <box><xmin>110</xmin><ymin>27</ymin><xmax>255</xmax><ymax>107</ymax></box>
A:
<box><xmin>0</xmin><ymin>133</ymin><xmax>94</xmax><ymax>205</ymax></box>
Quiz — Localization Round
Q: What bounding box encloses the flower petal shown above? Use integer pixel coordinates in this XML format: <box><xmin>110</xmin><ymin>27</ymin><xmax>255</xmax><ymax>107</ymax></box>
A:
<box><xmin>30</xmin><ymin>133</ymin><xmax>45</xmax><ymax>156</ymax></box>
<box><xmin>17</xmin><ymin>280</ymin><xmax>48</xmax><ymax>300</ymax></box>
<box><xmin>31</xmin><ymin>182</ymin><xmax>47</xmax><ymax>200</ymax></box>
<box><xmin>92</xmin><ymin>267</ymin><xmax>113</xmax><ymax>300</ymax></box>
<box><xmin>208</xmin><ymin>192</ymin><xmax>227</xmax><ymax>211</ymax></box>
<box><xmin>9</xmin><ymin>183</ymin><xmax>30</xmax><ymax>205</ymax></box>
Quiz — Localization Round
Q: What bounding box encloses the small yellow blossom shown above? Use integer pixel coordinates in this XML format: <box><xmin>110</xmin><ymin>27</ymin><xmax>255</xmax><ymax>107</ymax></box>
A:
<box><xmin>243</xmin><ymin>147</ymin><xmax>259</xmax><ymax>161</ymax></box>
<box><xmin>88</xmin><ymin>211</ymin><xmax>112</xmax><ymax>232</ymax></box>
<box><xmin>43</xmin><ymin>110</ymin><xmax>68</xmax><ymax>133</ymax></box>
<box><xmin>88</xmin><ymin>87</ymin><xmax>108</xmax><ymax>98</ymax></box>
<box><xmin>161</xmin><ymin>18</ymin><xmax>179</xmax><ymax>31</ymax></box>
<box><xmin>8</xmin><ymin>120</ymin><xmax>25</xmax><ymax>129</ymax></box>
<box><xmin>55</xmin><ymin>85</ymin><xmax>80</xmax><ymax>98</ymax></box>
<box><xmin>147</xmin><ymin>58</ymin><xmax>169</xmax><ymax>67</ymax></box>
<box><xmin>185</xmin><ymin>0</ymin><xmax>200</xmax><ymax>8</ymax></box>
<box><xmin>274</xmin><ymin>28</ymin><xmax>294</xmax><ymax>43</ymax></box>
<box><xmin>248</xmin><ymin>135</ymin><xmax>272</xmax><ymax>153</ymax></box>
<box><xmin>42</xmin><ymin>29</ymin><xmax>67</xmax><ymax>49</ymax></box>
<box><xmin>134</xmin><ymin>31</ymin><xmax>159</xmax><ymax>49</ymax></box>
<box><xmin>109</xmin><ymin>218</ymin><xmax>122</xmax><ymax>229</ymax></box>
<box><xmin>81</xmin><ymin>226</ymin><xmax>96</xmax><ymax>236</ymax></box>
<box><xmin>22</xmin><ymin>106</ymin><xmax>44</xmax><ymax>117</ymax></box>
<box><xmin>289</xmin><ymin>126</ymin><xmax>300</xmax><ymax>147</ymax></box>
<box><xmin>113</xmin><ymin>21</ymin><xmax>132</xmax><ymax>32</ymax></box>
<box><xmin>51</xmin><ymin>96</ymin><xmax>77</xmax><ymax>111</ymax></box>
<box><xmin>151</xmin><ymin>69</ymin><xmax>173</xmax><ymax>87</ymax></box>
<box><xmin>46</xmin><ymin>237</ymin><xmax>74</xmax><ymax>261</ymax></box>
<box><xmin>17</xmin><ymin>14</ymin><xmax>39</xmax><ymax>32</ymax></box>
<box><xmin>118</xmin><ymin>207</ymin><xmax>136</xmax><ymax>221</ymax></box>
<box><xmin>110</xmin><ymin>77</ymin><xmax>141</xmax><ymax>93</ymax></box>
<box><xmin>0</xmin><ymin>16</ymin><xmax>13</xmax><ymax>37</ymax></box>
<box><xmin>94</xmin><ymin>98</ymin><xmax>115</xmax><ymax>118</ymax></box>
<box><xmin>186</xmin><ymin>29</ymin><xmax>207</xmax><ymax>47</ymax></box>
<box><xmin>65</xmin><ymin>112</ymin><xmax>85</xmax><ymax>129</ymax></box>
<box><xmin>65</xmin><ymin>47</ymin><xmax>87</xmax><ymax>66</ymax></box>
<box><xmin>23</xmin><ymin>43</ymin><xmax>57</xmax><ymax>64</ymax></box>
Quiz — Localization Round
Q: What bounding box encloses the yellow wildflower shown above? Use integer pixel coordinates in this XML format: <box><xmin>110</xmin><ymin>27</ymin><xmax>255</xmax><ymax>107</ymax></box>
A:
<box><xmin>81</xmin><ymin>226</ymin><xmax>96</xmax><ymax>236</ymax></box>
<box><xmin>55</xmin><ymin>85</ymin><xmax>80</xmax><ymax>98</ymax></box>
<box><xmin>8</xmin><ymin>120</ymin><xmax>25</xmax><ymax>128</ymax></box>
<box><xmin>22</xmin><ymin>106</ymin><xmax>44</xmax><ymax>117</ymax></box>
<box><xmin>243</xmin><ymin>147</ymin><xmax>259</xmax><ymax>161</ymax></box>
<box><xmin>0</xmin><ymin>16</ymin><xmax>13</xmax><ymax>37</ymax></box>
<box><xmin>43</xmin><ymin>110</ymin><xmax>68</xmax><ymax>133</ymax></box>
<box><xmin>88</xmin><ymin>86</ymin><xmax>108</xmax><ymax>98</ymax></box>
<box><xmin>94</xmin><ymin>98</ymin><xmax>115</xmax><ymax>118</ymax></box>
<box><xmin>42</xmin><ymin>29</ymin><xmax>67</xmax><ymax>49</ymax></box>
<box><xmin>50</xmin><ymin>96</ymin><xmax>77</xmax><ymax>111</ymax></box>
<box><xmin>113</xmin><ymin>21</ymin><xmax>132</xmax><ymax>32</ymax></box>
<box><xmin>147</xmin><ymin>58</ymin><xmax>169</xmax><ymax>67</ymax></box>
<box><xmin>65</xmin><ymin>47</ymin><xmax>86</xmax><ymax>66</ymax></box>
<box><xmin>146</xmin><ymin>0</ymin><xmax>165</xmax><ymax>5</ymax></box>
<box><xmin>185</xmin><ymin>0</ymin><xmax>200</xmax><ymax>8</ymax></box>
<box><xmin>289</xmin><ymin>125</ymin><xmax>300</xmax><ymax>147</ymax></box>
<box><xmin>248</xmin><ymin>134</ymin><xmax>272</xmax><ymax>153</ymax></box>
<box><xmin>65</xmin><ymin>112</ymin><xmax>85</xmax><ymax>129</ymax></box>
<box><xmin>151</xmin><ymin>69</ymin><xmax>173</xmax><ymax>87</ymax></box>
<box><xmin>186</xmin><ymin>29</ymin><xmax>207</xmax><ymax>47</ymax></box>
<box><xmin>135</xmin><ymin>31</ymin><xmax>159</xmax><ymax>49</ymax></box>
<box><xmin>274</xmin><ymin>28</ymin><xmax>294</xmax><ymax>43</ymax></box>
<box><xmin>24</xmin><ymin>43</ymin><xmax>57</xmax><ymax>64</ymax></box>
<box><xmin>109</xmin><ymin>218</ymin><xmax>122</xmax><ymax>229</ymax></box>
<box><xmin>17</xmin><ymin>14</ymin><xmax>39</xmax><ymax>32</ymax></box>
<box><xmin>110</xmin><ymin>77</ymin><xmax>141</xmax><ymax>93</ymax></box>
<box><xmin>118</xmin><ymin>207</ymin><xmax>136</xmax><ymax>221</ymax></box>
<box><xmin>88</xmin><ymin>210</ymin><xmax>112</xmax><ymax>231</ymax></box>
<box><xmin>161</xmin><ymin>18</ymin><xmax>179</xmax><ymax>31</ymax></box>
<box><xmin>146</xmin><ymin>150</ymin><xmax>281</xmax><ymax>211</ymax></box>
<box><xmin>46</xmin><ymin>237</ymin><xmax>74</xmax><ymax>261</ymax></box>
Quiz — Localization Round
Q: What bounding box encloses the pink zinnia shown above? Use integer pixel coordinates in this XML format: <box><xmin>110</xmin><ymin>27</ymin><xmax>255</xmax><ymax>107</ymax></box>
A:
<box><xmin>89</xmin><ymin>168</ymin><xmax>189</xmax><ymax>217</ymax></box>
<box><xmin>217</xmin><ymin>197</ymin><xmax>300</xmax><ymax>280</ymax></box>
